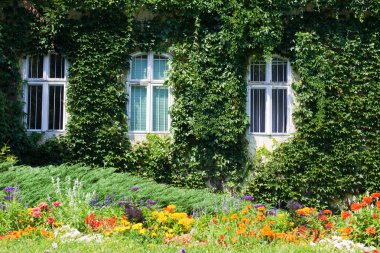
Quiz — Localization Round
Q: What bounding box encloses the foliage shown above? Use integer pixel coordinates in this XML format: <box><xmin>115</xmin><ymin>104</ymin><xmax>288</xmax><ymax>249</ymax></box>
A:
<box><xmin>128</xmin><ymin>134</ymin><xmax>172</xmax><ymax>184</ymax></box>
<box><xmin>247</xmin><ymin>17</ymin><xmax>380</xmax><ymax>208</ymax></box>
<box><xmin>0</xmin><ymin>163</ymin><xmax>230</xmax><ymax>213</ymax></box>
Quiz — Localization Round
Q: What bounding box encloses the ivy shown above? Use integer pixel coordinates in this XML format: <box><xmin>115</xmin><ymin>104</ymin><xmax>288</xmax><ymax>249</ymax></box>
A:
<box><xmin>0</xmin><ymin>1</ymin><xmax>379</xmax><ymax>198</ymax></box>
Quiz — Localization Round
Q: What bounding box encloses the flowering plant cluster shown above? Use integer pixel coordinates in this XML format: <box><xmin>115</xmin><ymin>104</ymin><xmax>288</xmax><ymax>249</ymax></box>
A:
<box><xmin>1</xmin><ymin>186</ymin><xmax>379</xmax><ymax>252</ymax></box>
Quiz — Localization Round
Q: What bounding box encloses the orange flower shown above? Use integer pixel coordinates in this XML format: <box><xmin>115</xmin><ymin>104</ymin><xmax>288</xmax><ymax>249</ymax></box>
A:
<box><xmin>222</xmin><ymin>216</ymin><xmax>228</xmax><ymax>221</ymax></box>
<box><xmin>371</xmin><ymin>192</ymin><xmax>380</xmax><ymax>198</ymax></box>
<box><xmin>376</xmin><ymin>201</ymin><xmax>380</xmax><ymax>210</ymax></box>
<box><xmin>258</xmin><ymin>206</ymin><xmax>266</xmax><ymax>211</ymax></box>
<box><xmin>350</xmin><ymin>203</ymin><xmax>362</xmax><ymax>211</ymax></box>
<box><xmin>323</xmin><ymin>210</ymin><xmax>332</xmax><ymax>215</ymax></box>
<box><xmin>231</xmin><ymin>237</ymin><xmax>238</xmax><ymax>243</ymax></box>
<box><xmin>219</xmin><ymin>235</ymin><xmax>224</xmax><ymax>240</ymax></box>
<box><xmin>365</xmin><ymin>227</ymin><xmax>376</xmax><ymax>235</ymax></box>
<box><xmin>241</xmin><ymin>209</ymin><xmax>249</xmax><ymax>215</ymax></box>
<box><xmin>341</xmin><ymin>211</ymin><xmax>351</xmax><ymax>220</ymax></box>
<box><xmin>319</xmin><ymin>215</ymin><xmax>328</xmax><ymax>221</ymax></box>
<box><xmin>260</xmin><ymin>225</ymin><xmax>274</xmax><ymax>238</ymax></box>
<box><xmin>231</xmin><ymin>214</ymin><xmax>238</xmax><ymax>220</ymax></box>
<box><xmin>325</xmin><ymin>222</ymin><xmax>334</xmax><ymax>229</ymax></box>
<box><xmin>246</xmin><ymin>205</ymin><xmax>252</xmax><ymax>209</ymax></box>
<box><xmin>238</xmin><ymin>223</ymin><xmax>246</xmax><ymax>230</ymax></box>
<box><xmin>241</xmin><ymin>217</ymin><xmax>249</xmax><ymax>224</ymax></box>
<box><xmin>363</xmin><ymin>196</ymin><xmax>373</xmax><ymax>205</ymax></box>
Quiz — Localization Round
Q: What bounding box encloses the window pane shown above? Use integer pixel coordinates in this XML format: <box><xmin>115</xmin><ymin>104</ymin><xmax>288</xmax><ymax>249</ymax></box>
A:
<box><xmin>27</xmin><ymin>85</ymin><xmax>43</xmax><ymax>129</ymax></box>
<box><xmin>250</xmin><ymin>60</ymin><xmax>266</xmax><ymax>82</ymax></box>
<box><xmin>131</xmin><ymin>55</ymin><xmax>148</xmax><ymax>80</ymax></box>
<box><xmin>153</xmin><ymin>55</ymin><xmax>169</xmax><ymax>80</ymax></box>
<box><xmin>50</xmin><ymin>55</ymin><xmax>65</xmax><ymax>78</ymax></box>
<box><xmin>48</xmin><ymin>85</ymin><xmax>64</xmax><ymax>130</ymax></box>
<box><xmin>130</xmin><ymin>86</ymin><xmax>147</xmax><ymax>131</ymax></box>
<box><xmin>250</xmin><ymin>89</ymin><xmax>266</xmax><ymax>133</ymax></box>
<box><xmin>153</xmin><ymin>86</ymin><xmax>169</xmax><ymax>131</ymax></box>
<box><xmin>272</xmin><ymin>89</ymin><xmax>287</xmax><ymax>133</ymax></box>
<box><xmin>272</xmin><ymin>58</ymin><xmax>287</xmax><ymax>83</ymax></box>
<box><xmin>28</xmin><ymin>55</ymin><xmax>44</xmax><ymax>78</ymax></box>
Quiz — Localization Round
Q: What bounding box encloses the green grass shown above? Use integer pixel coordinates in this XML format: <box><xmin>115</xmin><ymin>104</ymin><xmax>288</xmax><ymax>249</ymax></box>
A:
<box><xmin>0</xmin><ymin>237</ymin><xmax>349</xmax><ymax>253</ymax></box>
<box><xmin>0</xmin><ymin>164</ymin><xmax>231</xmax><ymax>212</ymax></box>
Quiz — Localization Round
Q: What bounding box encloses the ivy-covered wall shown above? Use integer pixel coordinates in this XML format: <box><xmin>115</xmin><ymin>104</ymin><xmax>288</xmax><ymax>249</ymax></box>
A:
<box><xmin>0</xmin><ymin>1</ymin><xmax>379</xmax><ymax>198</ymax></box>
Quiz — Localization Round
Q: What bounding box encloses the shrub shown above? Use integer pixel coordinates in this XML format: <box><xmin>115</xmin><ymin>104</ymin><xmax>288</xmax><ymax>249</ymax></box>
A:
<box><xmin>128</xmin><ymin>134</ymin><xmax>172</xmax><ymax>184</ymax></box>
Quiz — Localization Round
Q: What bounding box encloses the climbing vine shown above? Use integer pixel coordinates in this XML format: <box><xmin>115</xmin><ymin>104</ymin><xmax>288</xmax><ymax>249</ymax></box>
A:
<box><xmin>0</xmin><ymin>0</ymin><xmax>379</xmax><ymax>197</ymax></box>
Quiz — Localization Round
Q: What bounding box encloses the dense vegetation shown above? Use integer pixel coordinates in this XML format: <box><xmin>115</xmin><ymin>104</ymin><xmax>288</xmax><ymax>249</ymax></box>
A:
<box><xmin>0</xmin><ymin>0</ymin><xmax>379</xmax><ymax>207</ymax></box>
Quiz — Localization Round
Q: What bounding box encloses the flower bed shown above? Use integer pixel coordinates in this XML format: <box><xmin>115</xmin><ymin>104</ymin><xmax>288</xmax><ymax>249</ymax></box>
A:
<box><xmin>0</xmin><ymin>184</ymin><xmax>379</xmax><ymax>252</ymax></box>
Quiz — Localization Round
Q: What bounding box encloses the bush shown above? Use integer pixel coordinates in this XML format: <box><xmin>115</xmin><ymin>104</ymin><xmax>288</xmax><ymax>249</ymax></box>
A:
<box><xmin>128</xmin><ymin>134</ymin><xmax>172</xmax><ymax>184</ymax></box>
<box><xmin>19</xmin><ymin>134</ymin><xmax>68</xmax><ymax>166</ymax></box>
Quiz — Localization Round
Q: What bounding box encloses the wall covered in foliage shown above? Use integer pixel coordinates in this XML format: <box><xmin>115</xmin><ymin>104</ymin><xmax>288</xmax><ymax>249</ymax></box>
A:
<box><xmin>0</xmin><ymin>1</ymin><xmax>379</xmax><ymax>201</ymax></box>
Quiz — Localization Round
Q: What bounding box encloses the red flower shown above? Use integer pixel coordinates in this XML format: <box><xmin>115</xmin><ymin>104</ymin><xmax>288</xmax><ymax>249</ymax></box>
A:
<box><xmin>38</xmin><ymin>202</ymin><xmax>49</xmax><ymax>210</ymax></box>
<box><xmin>350</xmin><ymin>202</ymin><xmax>362</xmax><ymax>211</ymax></box>
<box><xmin>53</xmin><ymin>201</ymin><xmax>61</xmax><ymax>207</ymax></box>
<box><xmin>323</xmin><ymin>210</ymin><xmax>332</xmax><ymax>215</ymax></box>
<box><xmin>371</xmin><ymin>193</ymin><xmax>380</xmax><ymax>198</ymax></box>
<box><xmin>363</xmin><ymin>196</ymin><xmax>373</xmax><ymax>205</ymax></box>
<box><xmin>341</xmin><ymin>211</ymin><xmax>351</xmax><ymax>220</ymax></box>
<box><xmin>373</xmin><ymin>250</ymin><xmax>379</xmax><ymax>253</ymax></box>
<box><xmin>319</xmin><ymin>215</ymin><xmax>328</xmax><ymax>221</ymax></box>
<box><xmin>47</xmin><ymin>217</ymin><xmax>55</xmax><ymax>224</ymax></box>
<box><xmin>325</xmin><ymin>222</ymin><xmax>334</xmax><ymax>229</ymax></box>
<box><xmin>33</xmin><ymin>211</ymin><xmax>42</xmax><ymax>217</ymax></box>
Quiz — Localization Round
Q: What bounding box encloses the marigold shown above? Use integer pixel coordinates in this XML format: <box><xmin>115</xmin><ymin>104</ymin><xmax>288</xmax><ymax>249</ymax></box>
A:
<box><xmin>350</xmin><ymin>202</ymin><xmax>362</xmax><ymax>211</ymax></box>
<box><xmin>323</xmin><ymin>210</ymin><xmax>332</xmax><ymax>215</ymax></box>
<box><xmin>371</xmin><ymin>192</ymin><xmax>380</xmax><ymax>198</ymax></box>
<box><xmin>260</xmin><ymin>225</ymin><xmax>274</xmax><ymax>238</ymax></box>
<box><xmin>341</xmin><ymin>211</ymin><xmax>351</xmax><ymax>220</ymax></box>
<box><xmin>241</xmin><ymin>209</ymin><xmax>249</xmax><ymax>215</ymax></box>
<box><xmin>222</xmin><ymin>216</ymin><xmax>228</xmax><ymax>221</ymax></box>
<box><xmin>258</xmin><ymin>206</ymin><xmax>266</xmax><ymax>212</ymax></box>
<box><xmin>365</xmin><ymin>227</ymin><xmax>376</xmax><ymax>235</ymax></box>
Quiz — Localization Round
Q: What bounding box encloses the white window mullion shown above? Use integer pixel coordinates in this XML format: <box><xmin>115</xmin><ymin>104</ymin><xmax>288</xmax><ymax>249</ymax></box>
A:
<box><xmin>266</xmin><ymin>86</ymin><xmax>272</xmax><ymax>135</ymax></box>
<box><xmin>41</xmin><ymin>82</ymin><xmax>49</xmax><ymax>131</ymax></box>
<box><xmin>146</xmin><ymin>83</ymin><xmax>152</xmax><ymax>133</ymax></box>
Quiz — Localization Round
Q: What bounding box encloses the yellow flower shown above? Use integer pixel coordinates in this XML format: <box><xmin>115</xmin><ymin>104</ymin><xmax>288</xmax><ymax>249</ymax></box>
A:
<box><xmin>278</xmin><ymin>214</ymin><xmax>285</xmax><ymax>219</ymax></box>
<box><xmin>132</xmin><ymin>223</ymin><xmax>143</xmax><ymax>230</ymax></box>
<box><xmin>151</xmin><ymin>232</ymin><xmax>157</xmax><ymax>237</ymax></box>
<box><xmin>139</xmin><ymin>228</ymin><xmax>146</xmax><ymax>235</ymax></box>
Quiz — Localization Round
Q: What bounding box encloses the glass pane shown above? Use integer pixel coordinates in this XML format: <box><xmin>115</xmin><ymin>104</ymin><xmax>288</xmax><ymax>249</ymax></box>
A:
<box><xmin>153</xmin><ymin>55</ymin><xmax>169</xmax><ymax>80</ymax></box>
<box><xmin>153</xmin><ymin>86</ymin><xmax>169</xmax><ymax>131</ymax></box>
<box><xmin>130</xmin><ymin>86</ymin><xmax>147</xmax><ymax>131</ymax></box>
<box><xmin>49</xmin><ymin>85</ymin><xmax>64</xmax><ymax>130</ymax></box>
<box><xmin>250</xmin><ymin>89</ymin><xmax>265</xmax><ymax>133</ymax></box>
<box><xmin>28</xmin><ymin>55</ymin><xmax>44</xmax><ymax>78</ymax></box>
<box><xmin>250</xmin><ymin>60</ymin><xmax>266</xmax><ymax>82</ymax></box>
<box><xmin>27</xmin><ymin>85</ymin><xmax>43</xmax><ymax>129</ymax></box>
<box><xmin>131</xmin><ymin>55</ymin><xmax>147</xmax><ymax>80</ymax></box>
<box><xmin>272</xmin><ymin>89</ymin><xmax>287</xmax><ymax>133</ymax></box>
<box><xmin>272</xmin><ymin>58</ymin><xmax>287</xmax><ymax>83</ymax></box>
<box><xmin>50</xmin><ymin>55</ymin><xmax>65</xmax><ymax>78</ymax></box>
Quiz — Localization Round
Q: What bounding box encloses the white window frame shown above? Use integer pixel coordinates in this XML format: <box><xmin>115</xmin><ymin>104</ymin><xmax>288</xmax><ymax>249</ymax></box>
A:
<box><xmin>22</xmin><ymin>54</ymin><xmax>69</xmax><ymax>132</ymax></box>
<box><xmin>127</xmin><ymin>52</ymin><xmax>172</xmax><ymax>134</ymax></box>
<box><xmin>247</xmin><ymin>55</ymin><xmax>293</xmax><ymax>135</ymax></box>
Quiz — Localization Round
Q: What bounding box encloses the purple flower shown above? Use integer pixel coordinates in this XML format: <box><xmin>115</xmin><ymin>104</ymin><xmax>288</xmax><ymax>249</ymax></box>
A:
<box><xmin>147</xmin><ymin>199</ymin><xmax>156</xmax><ymax>205</ymax></box>
<box><xmin>287</xmin><ymin>200</ymin><xmax>304</xmax><ymax>211</ymax></box>
<box><xmin>4</xmin><ymin>195</ymin><xmax>14</xmax><ymax>201</ymax></box>
<box><xmin>267</xmin><ymin>208</ymin><xmax>277</xmax><ymax>216</ymax></box>
<box><xmin>0</xmin><ymin>204</ymin><xmax>5</xmax><ymax>210</ymax></box>
<box><xmin>118</xmin><ymin>201</ymin><xmax>127</xmax><ymax>206</ymax></box>
<box><xmin>130</xmin><ymin>186</ymin><xmax>140</xmax><ymax>191</ymax></box>
<box><xmin>145</xmin><ymin>204</ymin><xmax>152</xmax><ymax>210</ymax></box>
<box><xmin>253</xmin><ymin>203</ymin><xmax>265</xmax><ymax>209</ymax></box>
<box><xmin>242</xmin><ymin>195</ymin><xmax>255</xmax><ymax>202</ymax></box>
<box><xmin>3</xmin><ymin>187</ymin><xmax>15</xmax><ymax>193</ymax></box>
<box><xmin>181</xmin><ymin>249</ymin><xmax>186</xmax><ymax>253</ymax></box>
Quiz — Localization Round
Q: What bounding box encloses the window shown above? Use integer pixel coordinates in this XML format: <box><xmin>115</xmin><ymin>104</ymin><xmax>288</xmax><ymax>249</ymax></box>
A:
<box><xmin>23</xmin><ymin>54</ymin><xmax>67</xmax><ymax>131</ymax></box>
<box><xmin>248</xmin><ymin>57</ymin><xmax>291</xmax><ymax>134</ymax></box>
<box><xmin>128</xmin><ymin>53</ymin><xmax>171</xmax><ymax>133</ymax></box>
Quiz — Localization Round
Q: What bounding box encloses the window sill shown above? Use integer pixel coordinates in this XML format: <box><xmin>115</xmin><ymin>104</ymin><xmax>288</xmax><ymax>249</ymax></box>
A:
<box><xmin>248</xmin><ymin>132</ymin><xmax>291</xmax><ymax>137</ymax></box>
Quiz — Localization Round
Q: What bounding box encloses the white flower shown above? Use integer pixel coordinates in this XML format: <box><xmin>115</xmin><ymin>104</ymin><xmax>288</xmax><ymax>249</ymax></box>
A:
<box><xmin>52</xmin><ymin>242</ymin><xmax>58</xmax><ymax>249</ymax></box>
